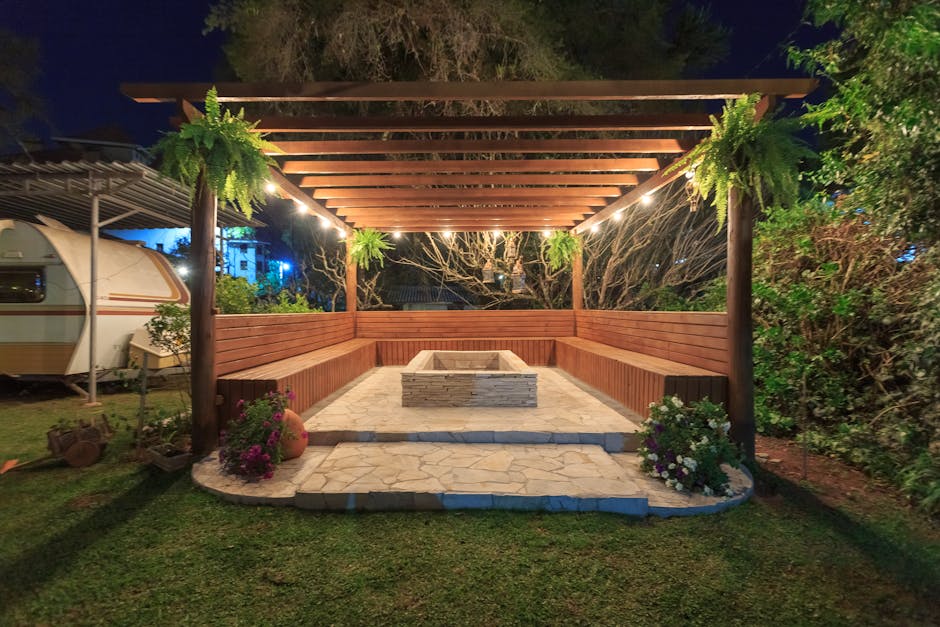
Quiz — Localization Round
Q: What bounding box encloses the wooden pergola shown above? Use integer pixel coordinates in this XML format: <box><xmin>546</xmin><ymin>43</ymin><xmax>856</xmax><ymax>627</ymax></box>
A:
<box><xmin>122</xmin><ymin>79</ymin><xmax>816</xmax><ymax>458</ymax></box>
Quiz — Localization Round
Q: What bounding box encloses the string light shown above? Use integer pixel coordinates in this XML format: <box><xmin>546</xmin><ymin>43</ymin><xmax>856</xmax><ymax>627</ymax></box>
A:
<box><xmin>613</xmin><ymin>210</ymin><xmax>624</xmax><ymax>222</ymax></box>
<box><xmin>640</xmin><ymin>193</ymin><xmax>654</xmax><ymax>206</ymax></box>
<box><xmin>319</xmin><ymin>216</ymin><xmax>330</xmax><ymax>228</ymax></box>
<box><xmin>492</xmin><ymin>229</ymin><xmax>502</xmax><ymax>239</ymax></box>
<box><xmin>265</xmin><ymin>181</ymin><xmax>277</xmax><ymax>194</ymax></box>
<box><xmin>541</xmin><ymin>229</ymin><xmax>552</xmax><ymax>238</ymax></box>
<box><xmin>392</xmin><ymin>231</ymin><xmax>401</xmax><ymax>239</ymax></box>
<box><xmin>590</xmin><ymin>223</ymin><xmax>601</xmax><ymax>233</ymax></box>
<box><xmin>295</xmin><ymin>201</ymin><xmax>309</xmax><ymax>214</ymax></box>
<box><xmin>442</xmin><ymin>230</ymin><xmax>452</xmax><ymax>240</ymax></box>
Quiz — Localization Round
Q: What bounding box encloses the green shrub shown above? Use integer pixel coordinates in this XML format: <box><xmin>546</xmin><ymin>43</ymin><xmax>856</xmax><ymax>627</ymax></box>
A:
<box><xmin>262</xmin><ymin>290</ymin><xmax>322</xmax><ymax>313</ymax></box>
<box><xmin>215</xmin><ymin>274</ymin><xmax>256</xmax><ymax>313</ymax></box>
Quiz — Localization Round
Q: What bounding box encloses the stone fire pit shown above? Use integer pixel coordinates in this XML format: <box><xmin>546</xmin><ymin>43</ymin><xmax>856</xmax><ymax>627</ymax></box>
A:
<box><xmin>401</xmin><ymin>350</ymin><xmax>537</xmax><ymax>407</ymax></box>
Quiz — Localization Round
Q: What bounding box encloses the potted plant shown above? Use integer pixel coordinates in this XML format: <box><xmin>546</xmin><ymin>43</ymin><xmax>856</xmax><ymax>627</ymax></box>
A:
<box><xmin>638</xmin><ymin>396</ymin><xmax>741</xmax><ymax>496</ymax></box>
<box><xmin>668</xmin><ymin>93</ymin><xmax>813</xmax><ymax>227</ymax></box>
<box><xmin>219</xmin><ymin>389</ymin><xmax>306</xmax><ymax>481</ymax></box>
<box><xmin>349</xmin><ymin>228</ymin><xmax>393</xmax><ymax>270</ymax></box>
<box><xmin>142</xmin><ymin>409</ymin><xmax>193</xmax><ymax>472</ymax></box>
<box><xmin>542</xmin><ymin>230</ymin><xmax>581</xmax><ymax>271</ymax></box>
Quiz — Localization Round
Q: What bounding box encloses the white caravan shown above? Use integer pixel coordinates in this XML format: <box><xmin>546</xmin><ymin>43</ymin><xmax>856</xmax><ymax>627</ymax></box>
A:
<box><xmin>0</xmin><ymin>219</ymin><xmax>189</xmax><ymax>379</ymax></box>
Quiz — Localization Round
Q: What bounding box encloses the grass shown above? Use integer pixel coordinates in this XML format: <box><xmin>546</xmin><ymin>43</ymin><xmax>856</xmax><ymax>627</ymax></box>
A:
<box><xmin>1</xmin><ymin>388</ymin><xmax>938</xmax><ymax>626</ymax></box>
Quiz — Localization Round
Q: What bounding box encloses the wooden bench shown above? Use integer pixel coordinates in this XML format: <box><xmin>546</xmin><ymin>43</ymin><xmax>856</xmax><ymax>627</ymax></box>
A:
<box><xmin>216</xmin><ymin>338</ymin><xmax>376</xmax><ymax>425</ymax></box>
<box><xmin>555</xmin><ymin>337</ymin><xmax>726</xmax><ymax>418</ymax></box>
<box><xmin>375</xmin><ymin>338</ymin><xmax>556</xmax><ymax>366</ymax></box>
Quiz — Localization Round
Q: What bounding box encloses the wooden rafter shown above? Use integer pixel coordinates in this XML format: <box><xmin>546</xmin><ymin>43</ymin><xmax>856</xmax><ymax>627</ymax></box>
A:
<box><xmin>283</xmin><ymin>158</ymin><xmax>660</xmax><ymax>174</ymax></box>
<box><xmin>312</xmin><ymin>187</ymin><xmax>621</xmax><ymax>200</ymax></box>
<box><xmin>326</xmin><ymin>197</ymin><xmax>610</xmax><ymax>208</ymax></box>
<box><xmin>298</xmin><ymin>173</ymin><xmax>640</xmax><ymax>187</ymax></box>
<box><xmin>122</xmin><ymin>78</ymin><xmax>818</xmax><ymax>103</ymax></box>
<box><xmin>270</xmin><ymin>138</ymin><xmax>690</xmax><ymax>156</ymax></box>
<box><xmin>267</xmin><ymin>170</ymin><xmax>349</xmax><ymax>232</ymax></box>
<box><xmin>247</xmin><ymin>113</ymin><xmax>712</xmax><ymax>132</ymax></box>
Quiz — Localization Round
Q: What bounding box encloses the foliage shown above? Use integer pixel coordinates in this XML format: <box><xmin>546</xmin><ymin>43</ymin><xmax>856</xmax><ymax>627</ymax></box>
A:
<box><xmin>750</xmin><ymin>201</ymin><xmax>940</xmax><ymax>513</ymax></box>
<box><xmin>219</xmin><ymin>389</ymin><xmax>296</xmax><ymax>480</ymax></box>
<box><xmin>638</xmin><ymin>395</ymin><xmax>741</xmax><ymax>496</ymax></box>
<box><xmin>215</xmin><ymin>274</ymin><xmax>255</xmax><ymax>314</ymax></box>
<box><xmin>261</xmin><ymin>290</ymin><xmax>321</xmax><ymax>313</ymax></box>
<box><xmin>145</xmin><ymin>303</ymin><xmax>191</xmax><ymax>359</ymax></box>
<box><xmin>542</xmin><ymin>230</ymin><xmax>581</xmax><ymax>272</ymax></box>
<box><xmin>670</xmin><ymin>94</ymin><xmax>814</xmax><ymax>228</ymax></box>
<box><xmin>151</xmin><ymin>87</ymin><xmax>279</xmax><ymax>218</ymax></box>
<box><xmin>349</xmin><ymin>228</ymin><xmax>393</xmax><ymax>271</ymax></box>
<box><xmin>0</xmin><ymin>29</ymin><xmax>45</xmax><ymax>151</ymax></box>
<box><xmin>793</xmin><ymin>0</ymin><xmax>940</xmax><ymax>241</ymax></box>
<box><xmin>138</xmin><ymin>408</ymin><xmax>191</xmax><ymax>450</ymax></box>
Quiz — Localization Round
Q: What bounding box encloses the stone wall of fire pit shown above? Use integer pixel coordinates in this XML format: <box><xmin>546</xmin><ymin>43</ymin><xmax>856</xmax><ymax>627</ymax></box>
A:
<box><xmin>401</xmin><ymin>350</ymin><xmax>537</xmax><ymax>407</ymax></box>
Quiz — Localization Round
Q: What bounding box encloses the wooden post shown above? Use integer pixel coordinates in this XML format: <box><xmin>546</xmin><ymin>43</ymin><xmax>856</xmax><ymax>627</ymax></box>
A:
<box><xmin>345</xmin><ymin>239</ymin><xmax>357</xmax><ymax>314</ymax></box>
<box><xmin>190</xmin><ymin>175</ymin><xmax>218</xmax><ymax>455</ymax></box>
<box><xmin>571</xmin><ymin>241</ymin><xmax>584</xmax><ymax>311</ymax></box>
<box><xmin>726</xmin><ymin>187</ymin><xmax>755</xmax><ymax>461</ymax></box>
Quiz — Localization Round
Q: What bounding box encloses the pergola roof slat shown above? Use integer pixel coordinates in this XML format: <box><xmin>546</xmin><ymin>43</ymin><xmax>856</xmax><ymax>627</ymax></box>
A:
<box><xmin>299</xmin><ymin>173</ymin><xmax>639</xmax><ymax>187</ymax></box>
<box><xmin>283</xmin><ymin>158</ymin><xmax>661</xmax><ymax>174</ymax></box>
<box><xmin>121</xmin><ymin>78</ymin><xmax>817</xmax><ymax>103</ymax></box>
<box><xmin>312</xmin><ymin>187</ymin><xmax>622</xmax><ymax>200</ymax></box>
<box><xmin>270</xmin><ymin>138</ymin><xmax>690</xmax><ymax>155</ymax></box>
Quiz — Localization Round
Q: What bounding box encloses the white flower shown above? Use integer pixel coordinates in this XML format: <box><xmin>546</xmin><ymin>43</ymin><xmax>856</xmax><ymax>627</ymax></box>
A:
<box><xmin>722</xmin><ymin>422</ymin><xmax>731</xmax><ymax>434</ymax></box>
<box><xmin>683</xmin><ymin>457</ymin><xmax>697</xmax><ymax>471</ymax></box>
<box><xmin>649</xmin><ymin>471</ymin><xmax>659</xmax><ymax>478</ymax></box>
<box><xmin>673</xmin><ymin>397</ymin><xmax>684</xmax><ymax>407</ymax></box>
<box><xmin>649</xmin><ymin>401</ymin><xmax>657</xmax><ymax>409</ymax></box>
<box><xmin>703</xmin><ymin>486</ymin><xmax>714</xmax><ymax>497</ymax></box>
<box><xmin>708</xmin><ymin>419</ymin><xmax>717</xmax><ymax>429</ymax></box>
<box><xmin>725</xmin><ymin>488</ymin><xmax>734</xmax><ymax>497</ymax></box>
<box><xmin>659</xmin><ymin>405</ymin><xmax>669</xmax><ymax>413</ymax></box>
<box><xmin>648</xmin><ymin>453</ymin><xmax>658</xmax><ymax>462</ymax></box>
<box><xmin>676</xmin><ymin>455</ymin><xmax>684</xmax><ymax>463</ymax></box>
<box><xmin>668</xmin><ymin>463</ymin><xmax>676</xmax><ymax>470</ymax></box>
<box><xmin>700</xmin><ymin>436</ymin><xmax>709</xmax><ymax>445</ymax></box>
<box><xmin>690</xmin><ymin>443</ymin><xmax>698</xmax><ymax>451</ymax></box>
<box><xmin>675</xmin><ymin>483</ymin><xmax>683</xmax><ymax>492</ymax></box>
<box><xmin>660</xmin><ymin>471</ymin><xmax>669</xmax><ymax>478</ymax></box>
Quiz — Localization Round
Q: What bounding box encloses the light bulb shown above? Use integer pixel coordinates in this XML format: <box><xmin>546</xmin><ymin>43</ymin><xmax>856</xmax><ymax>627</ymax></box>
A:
<box><xmin>265</xmin><ymin>181</ymin><xmax>277</xmax><ymax>194</ymax></box>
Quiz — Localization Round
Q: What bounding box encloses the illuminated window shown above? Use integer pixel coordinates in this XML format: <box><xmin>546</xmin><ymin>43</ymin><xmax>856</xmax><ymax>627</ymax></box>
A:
<box><xmin>0</xmin><ymin>267</ymin><xmax>45</xmax><ymax>303</ymax></box>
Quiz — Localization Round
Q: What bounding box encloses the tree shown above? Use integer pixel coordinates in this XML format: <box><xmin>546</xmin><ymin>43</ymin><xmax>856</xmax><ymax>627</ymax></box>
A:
<box><xmin>793</xmin><ymin>0</ymin><xmax>940</xmax><ymax>241</ymax></box>
<box><xmin>0</xmin><ymin>29</ymin><xmax>45</xmax><ymax>153</ymax></box>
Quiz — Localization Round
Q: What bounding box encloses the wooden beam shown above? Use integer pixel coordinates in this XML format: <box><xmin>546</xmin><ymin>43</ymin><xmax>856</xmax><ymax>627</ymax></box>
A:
<box><xmin>313</xmin><ymin>187</ymin><xmax>621</xmax><ymax>200</ymax></box>
<box><xmin>270</xmin><ymin>138</ymin><xmax>689</xmax><ymax>155</ymax></box>
<box><xmin>326</xmin><ymin>197</ymin><xmax>609</xmax><ymax>208</ymax></box>
<box><xmin>345</xmin><ymin>241</ymin><xmax>357</xmax><ymax>314</ymax></box>
<box><xmin>250</xmin><ymin>113</ymin><xmax>713</xmax><ymax>132</ymax></box>
<box><xmin>283</xmin><ymin>158</ymin><xmax>661</xmax><ymax>174</ymax></box>
<box><xmin>122</xmin><ymin>78</ymin><xmax>818</xmax><ymax>103</ymax></box>
<box><xmin>299</xmin><ymin>173</ymin><xmax>640</xmax><ymax>187</ymax></box>
<box><xmin>190</xmin><ymin>177</ymin><xmax>218</xmax><ymax>455</ymax></box>
<box><xmin>337</xmin><ymin>208</ymin><xmax>593</xmax><ymax>219</ymax></box>
<box><xmin>266</xmin><ymin>169</ymin><xmax>349</xmax><ymax>232</ymax></box>
<box><xmin>364</xmin><ymin>225</ymin><xmax>562</xmax><ymax>233</ymax></box>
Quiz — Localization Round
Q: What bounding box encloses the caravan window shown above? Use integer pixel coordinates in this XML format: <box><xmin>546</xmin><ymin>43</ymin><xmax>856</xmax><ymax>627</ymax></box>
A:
<box><xmin>0</xmin><ymin>267</ymin><xmax>46</xmax><ymax>303</ymax></box>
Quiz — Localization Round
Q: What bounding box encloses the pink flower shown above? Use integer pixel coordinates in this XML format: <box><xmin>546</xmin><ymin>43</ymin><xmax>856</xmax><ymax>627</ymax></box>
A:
<box><xmin>236</xmin><ymin>399</ymin><xmax>245</xmax><ymax>409</ymax></box>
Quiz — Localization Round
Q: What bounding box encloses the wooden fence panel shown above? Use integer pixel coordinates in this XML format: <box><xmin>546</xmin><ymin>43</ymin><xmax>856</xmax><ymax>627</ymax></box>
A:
<box><xmin>214</xmin><ymin>312</ymin><xmax>354</xmax><ymax>376</ymax></box>
<box><xmin>575</xmin><ymin>310</ymin><xmax>729</xmax><ymax>374</ymax></box>
<box><xmin>357</xmin><ymin>310</ymin><xmax>575</xmax><ymax>338</ymax></box>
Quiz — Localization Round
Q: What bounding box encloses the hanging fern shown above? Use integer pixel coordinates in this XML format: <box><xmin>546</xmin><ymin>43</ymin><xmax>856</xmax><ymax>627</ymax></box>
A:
<box><xmin>669</xmin><ymin>94</ymin><xmax>814</xmax><ymax>228</ymax></box>
<box><xmin>543</xmin><ymin>230</ymin><xmax>582</xmax><ymax>271</ymax></box>
<box><xmin>349</xmin><ymin>228</ymin><xmax>393</xmax><ymax>270</ymax></box>
<box><xmin>152</xmin><ymin>87</ymin><xmax>280</xmax><ymax>218</ymax></box>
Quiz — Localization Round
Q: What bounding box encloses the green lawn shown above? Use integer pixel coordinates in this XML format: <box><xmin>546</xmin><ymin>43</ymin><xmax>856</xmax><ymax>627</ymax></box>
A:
<box><xmin>0</xmin><ymin>389</ymin><xmax>937</xmax><ymax>626</ymax></box>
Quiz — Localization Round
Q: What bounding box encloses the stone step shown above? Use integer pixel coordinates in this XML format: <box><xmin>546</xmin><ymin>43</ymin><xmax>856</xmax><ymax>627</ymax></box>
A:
<box><xmin>306</xmin><ymin>428</ymin><xmax>634</xmax><ymax>452</ymax></box>
<box><xmin>191</xmin><ymin>442</ymin><xmax>754</xmax><ymax>518</ymax></box>
<box><xmin>294</xmin><ymin>442</ymin><xmax>648</xmax><ymax>515</ymax></box>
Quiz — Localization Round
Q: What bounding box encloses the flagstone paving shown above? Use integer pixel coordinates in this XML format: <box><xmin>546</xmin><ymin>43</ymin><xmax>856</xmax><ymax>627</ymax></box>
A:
<box><xmin>192</xmin><ymin>442</ymin><xmax>752</xmax><ymax>517</ymax></box>
<box><xmin>303</xmin><ymin>367</ymin><xmax>641</xmax><ymax>452</ymax></box>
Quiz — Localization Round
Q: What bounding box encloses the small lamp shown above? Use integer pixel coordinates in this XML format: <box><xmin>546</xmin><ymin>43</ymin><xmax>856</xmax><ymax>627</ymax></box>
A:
<box><xmin>510</xmin><ymin>259</ymin><xmax>525</xmax><ymax>293</ymax></box>
<box><xmin>482</xmin><ymin>260</ymin><xmax>495</xmax><ymax>283</ymax></box>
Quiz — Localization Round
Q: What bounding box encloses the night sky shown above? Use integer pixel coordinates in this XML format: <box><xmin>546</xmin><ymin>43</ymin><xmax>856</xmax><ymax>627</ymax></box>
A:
<box><xmin>2</xmin><ymin>0</ymin><xmax>823</xmax><ymax>147</ymax></box>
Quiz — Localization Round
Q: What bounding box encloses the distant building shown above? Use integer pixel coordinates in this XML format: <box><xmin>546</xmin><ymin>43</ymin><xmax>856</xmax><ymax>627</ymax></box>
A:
<box><xmin>385</xmin><ymin>285</ymin><xmax>475</xmax><ymax>310</ymax></box>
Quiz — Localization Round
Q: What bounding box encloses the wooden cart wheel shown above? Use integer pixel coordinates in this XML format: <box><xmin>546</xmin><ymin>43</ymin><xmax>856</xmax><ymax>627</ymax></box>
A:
<box><xmin>62</xmin><ymin>441</ymin><xmax>101</xmax><ymax>468</ymax></box>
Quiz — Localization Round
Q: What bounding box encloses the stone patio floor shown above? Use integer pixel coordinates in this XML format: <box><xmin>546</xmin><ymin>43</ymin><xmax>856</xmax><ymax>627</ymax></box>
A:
<box><xmin>193</xmin><ymin>366</ymin><xmax>752</xmax><ymax>517</ymax></box>
<box><xmin>303</xmin><ymin>367</ymin><xmax>641</xmax><ymax>452</ymax></box>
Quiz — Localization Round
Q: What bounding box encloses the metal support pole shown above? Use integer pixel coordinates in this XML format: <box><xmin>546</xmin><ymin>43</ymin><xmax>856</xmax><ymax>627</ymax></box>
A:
<box><xmin>84</xmin><ymin>193</ymin><xmax>101</xmax><ymax>406</ymax></box>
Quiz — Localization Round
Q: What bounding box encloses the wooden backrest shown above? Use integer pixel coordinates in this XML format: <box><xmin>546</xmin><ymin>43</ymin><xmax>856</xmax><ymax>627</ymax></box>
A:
<box><xmin>215</xmin><ymin>312</ymin><xmax>355</xmax><ymax>376</ymax></box>
<box><xmin>356</xmin><ymin>310</ymin><xmax>575</xmax><ymax>338</ymax></box>
<box><xmin>575</xmin><ymin>310</ymin><xmax>728</xmax><ymax>374</ymax></box>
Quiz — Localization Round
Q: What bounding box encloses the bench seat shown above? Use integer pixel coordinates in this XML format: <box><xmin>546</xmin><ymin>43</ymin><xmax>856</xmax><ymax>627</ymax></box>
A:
<box><xmin>555</xmin><ymin>337</ymin><xmax>726</xmax><ymax>417</ymax></box>
<box><xmin>375</xmin><ymin>337</ymin><xmax>556</xmax><ymax>366</ymax></box>
<box><xmin>217</xmin><ymin>338</ymin><xmax>376</xmax><ymax>425</ymax></box>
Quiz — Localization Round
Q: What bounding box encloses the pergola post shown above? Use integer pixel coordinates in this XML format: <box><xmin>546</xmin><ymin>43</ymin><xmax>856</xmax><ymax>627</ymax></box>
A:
<box><xmin>571</xmin><ymin>240</ymin><xmax>584</xmax><ymax>311</ymax></box>
<box><xmin>345</xmin><ymin>239</ymin><xmax>357</xmax><ymax>314</ymax></box>
<box><xmin>191</xmin><ymin>176</ymin><xmax>218</xmax><ymax>455</ymax></box>
<box><xmin>83</xmin><ymin>191</ymin><xmax>101</xmax><ymax>406</ymax></box>
<box><xmin>726</xmin><ymin>187</ymin><xmax>755</xmax><ymax>461</ymax></box>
